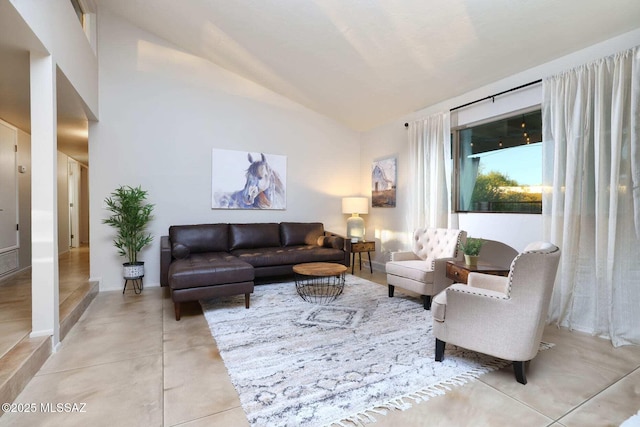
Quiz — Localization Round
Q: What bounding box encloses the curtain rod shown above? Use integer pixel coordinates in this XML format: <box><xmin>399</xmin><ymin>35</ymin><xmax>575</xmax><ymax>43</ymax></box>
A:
<box><xmin>404</xmin><ymin>79</ymin><xmax>542</xmax><ymax>128</ymax></box>
<box><xmin>450</xmin><ymin>79</ymin><xmax>542</xmax><ymax>112</ymax></box>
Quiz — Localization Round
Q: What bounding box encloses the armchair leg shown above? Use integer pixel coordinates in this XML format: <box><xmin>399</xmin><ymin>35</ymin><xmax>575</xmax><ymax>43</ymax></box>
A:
<box><xmin>513</xmin><ymin>361</ymin><xmax>527</xmax><ymax>385</ymax></box>
<box><xmin>422</xmin><ymin>295</ymin><xmax>431</xmax><ymax>310</ymax></box>
<box><xmin>388</xmin><ymin>285</ymin><xmax>395</xmax><ymax>297</ymax></box>
<box><xmin>435</xmin><ymin>338</ymin><xmax>445</xmax><ymax>361</ymax></box>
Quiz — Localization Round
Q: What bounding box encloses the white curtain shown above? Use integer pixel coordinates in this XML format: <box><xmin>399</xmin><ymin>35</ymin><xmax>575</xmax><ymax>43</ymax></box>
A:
<box><xmin>407</xmin><ymin>112</ymin><xmax>451</xmax><ymax>235</ymax></box>
<box><xmin>542</xmin><ymin>46</ymin><xmax>640</xmax><ymax>347</ymax></box>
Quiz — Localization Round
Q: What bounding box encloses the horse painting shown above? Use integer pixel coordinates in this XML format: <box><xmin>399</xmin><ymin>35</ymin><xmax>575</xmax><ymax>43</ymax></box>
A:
<box><xmin>214</xmin><ymin>152</ymin><xmax>286</xmax><ymax>209</ymax></box>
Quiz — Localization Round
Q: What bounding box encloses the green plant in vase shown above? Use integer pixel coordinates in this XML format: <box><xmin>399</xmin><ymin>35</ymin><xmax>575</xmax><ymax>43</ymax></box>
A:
<box><xmin>458</xmin><ymin>237</ymin><xmax>484</xmax><ymax>266</ymax></box>
<box><xmin>103</xmin><ymin>185</ymin><xmax>154</xmax><ymax>281</ymax></box>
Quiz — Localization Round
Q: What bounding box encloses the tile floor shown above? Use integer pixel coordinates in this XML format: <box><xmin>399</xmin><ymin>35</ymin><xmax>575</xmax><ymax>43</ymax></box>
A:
<box><xmin>1</xmin><ymin>257</ymin><xmax>639</xmax><ymax>426</ymax></box>
<box><xmin>0</xmin><ymin>247</ymin><xmax>98</xmax><ymax>410</ymax></box>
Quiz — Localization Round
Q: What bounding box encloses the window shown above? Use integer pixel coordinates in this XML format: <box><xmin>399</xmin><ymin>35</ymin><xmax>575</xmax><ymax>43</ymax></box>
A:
<box><xmin>454</xmin><ymin>109</ymin><xmax>542</xmax><ymax>213</ymax></box>
<box><xmin>70</xmin><ymin>0</ymin><xmax>84</xmax><ymax>27</ymax></box>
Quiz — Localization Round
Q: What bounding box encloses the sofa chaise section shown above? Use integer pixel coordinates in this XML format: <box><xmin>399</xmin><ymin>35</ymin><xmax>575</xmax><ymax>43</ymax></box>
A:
<box><xmin>164</xmin><ymin>224</ymin><xmax>255</xmax><ymax>320</ymax></box>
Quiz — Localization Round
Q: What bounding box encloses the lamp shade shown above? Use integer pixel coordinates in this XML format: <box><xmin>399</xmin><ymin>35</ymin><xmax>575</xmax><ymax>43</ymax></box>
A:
<box><xmin>341</xmin><ymin>197</ymin><xmax>369</xmax><ymax>215</ymax></box>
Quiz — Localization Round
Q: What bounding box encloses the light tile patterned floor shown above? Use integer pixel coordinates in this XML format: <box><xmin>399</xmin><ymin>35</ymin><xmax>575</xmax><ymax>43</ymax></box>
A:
<box><xmin>1</xmin><ymin>256</ymin><xmax>639</xmax><ymax>426</ymax></box>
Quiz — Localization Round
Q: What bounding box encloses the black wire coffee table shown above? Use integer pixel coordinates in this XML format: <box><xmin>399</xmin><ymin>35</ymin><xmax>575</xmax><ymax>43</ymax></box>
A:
<box><xmin>293</xmin><ymin>262</ymin><xmax>347</xmax><ymax>304</ymax></box>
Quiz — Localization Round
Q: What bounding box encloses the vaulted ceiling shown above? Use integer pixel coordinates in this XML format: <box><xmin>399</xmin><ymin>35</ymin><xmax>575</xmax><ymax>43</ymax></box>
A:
<box><xmin>1</xmin><ymin>1</ymin><xmax>640</xmax><ymax>168</ymax></box>
<box><xmin>100</xmin><ymin>0</ymin><xmax>640</xmax><ymax>131</ymax></box>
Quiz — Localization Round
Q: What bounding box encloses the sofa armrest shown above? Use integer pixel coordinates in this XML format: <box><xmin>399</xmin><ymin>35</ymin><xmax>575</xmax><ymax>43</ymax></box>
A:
<box><xmin>390</xmin><ymin>251</ymin><xmax>420</xmax><ymax>262</ymax></box>
<box><xmin>160</xmin><ymin>236</ymin><xmax>172</xmax><ymax>287</ymax></box>
<box><xmin>324</xmin><ymin>230</ymin><xmax>349</xmax><ymax>266</ymax></box>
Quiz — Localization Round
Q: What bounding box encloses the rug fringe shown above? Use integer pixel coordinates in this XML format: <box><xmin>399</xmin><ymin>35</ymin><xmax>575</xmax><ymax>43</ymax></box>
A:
<box><xmin>327</xmin><ymin>342</ymin><xmax>555</xmax><ymax>427</ymax></box>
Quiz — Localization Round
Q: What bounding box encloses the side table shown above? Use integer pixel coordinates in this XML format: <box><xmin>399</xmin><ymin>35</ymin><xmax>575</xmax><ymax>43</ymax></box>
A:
<box><xmin>446</xmin><ymin>260</ymin><xmax>509</xmax><ymax>284</ymax></box>
<box><xmin>348</xmin><ymin>240</ymin><xmax>375</xmax><ymax>274</ymax></box>
<box><xmin>293</xmin><ymin>262</ymin><xmax>347</xmax><ymax>304</ymax></box>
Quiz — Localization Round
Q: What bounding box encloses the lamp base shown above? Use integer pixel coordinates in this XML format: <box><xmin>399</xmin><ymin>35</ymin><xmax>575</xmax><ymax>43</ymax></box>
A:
<box><xmin>346</xmin><ymin>215</ymin><xmax>365</xmax><ymax>241</ymax></box>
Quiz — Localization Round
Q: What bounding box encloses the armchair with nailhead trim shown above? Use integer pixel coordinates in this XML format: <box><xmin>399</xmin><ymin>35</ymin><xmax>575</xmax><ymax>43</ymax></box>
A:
<box><xmin>385</xmin><ymin>228</ymin><xmax>467</xmax><ymax>309</ymax></box>
<box><xmin>431</xmin><ymin>242</ymin><xmax>561</xmax><ymax>384</ymax></box>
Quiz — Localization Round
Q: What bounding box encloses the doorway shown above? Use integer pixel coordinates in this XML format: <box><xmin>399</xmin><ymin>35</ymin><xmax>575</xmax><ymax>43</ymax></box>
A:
<box><xmin>67</xmin><ymin>158</ymin><xmax>89</xmax><ymax>248</ymax></box>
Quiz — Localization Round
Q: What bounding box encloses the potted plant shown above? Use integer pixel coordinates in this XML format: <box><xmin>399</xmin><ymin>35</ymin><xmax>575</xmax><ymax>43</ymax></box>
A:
<box><xmin>458</xmin><ymin>237</ymin><xmax>484</xmax><ymax>266</ymax></box>
<box><xmin>103</xmin><ymin>185</ymin><xmax>154</xmax><ymax>280</ymax></box>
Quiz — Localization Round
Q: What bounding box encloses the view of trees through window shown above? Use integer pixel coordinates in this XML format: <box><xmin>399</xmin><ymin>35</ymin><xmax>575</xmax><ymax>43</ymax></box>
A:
<box><xmin>456</xmin><ymin>110</ymin><xmax>542</xmax><ymax>213</ymax></box>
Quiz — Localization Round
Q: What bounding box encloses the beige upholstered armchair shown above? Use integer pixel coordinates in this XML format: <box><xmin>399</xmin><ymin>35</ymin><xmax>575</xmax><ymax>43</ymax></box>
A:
<box><xmin>431</xmin><ymin>242</ymin><xmax>561</xmax><ymax>384</ymax></box>
<box><xmin>476</xmin><ymin>239</ymin><xmax>518</xmax><ymax>269</ymax></box>
<box><xmin>385</xmin><ymin>228</ymin><xmax>467</xmax><ymax>309</ymax></box>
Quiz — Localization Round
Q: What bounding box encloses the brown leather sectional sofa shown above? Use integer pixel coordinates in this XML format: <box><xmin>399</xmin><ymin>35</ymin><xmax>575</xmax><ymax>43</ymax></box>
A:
<box><xmin>160</xmin><ymin>222</ymin><xmax>347</xmax><ymax>320</ymax></box>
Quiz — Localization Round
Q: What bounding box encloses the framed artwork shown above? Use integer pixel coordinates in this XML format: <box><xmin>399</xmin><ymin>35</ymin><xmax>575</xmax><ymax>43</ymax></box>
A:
<box><xmin>371</xmin><ymin>157</ymin><xmax>396</xmax><ymax>207</ymax></box>
<box><xmin>212</xmin><ymin>149</ymin><xmax>287</xmax><ymax>209</ymax></box>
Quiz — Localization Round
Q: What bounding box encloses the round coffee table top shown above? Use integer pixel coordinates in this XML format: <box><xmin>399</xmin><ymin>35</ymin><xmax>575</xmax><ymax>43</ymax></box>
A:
<box><xmin>293</xmin><ymin>262</ymin><xmax>347</xmax><ymax>277</ymax></box>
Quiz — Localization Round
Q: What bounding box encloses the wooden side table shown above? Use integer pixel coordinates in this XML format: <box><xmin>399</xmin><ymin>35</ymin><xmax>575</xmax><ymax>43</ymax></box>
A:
<box><xmin>446</xmin><ymin>260</ymin><xmax>509</xmax><ymax>284</ymax></box>
<box><xmin>348</xmin><ymin>240</ymin><xmax>375</xmax><ymax>274</ymax></box>
<box><xmin>293</xmin><ymin>262</ymin><xmax>347</xmax><ymax>304</ymax></box>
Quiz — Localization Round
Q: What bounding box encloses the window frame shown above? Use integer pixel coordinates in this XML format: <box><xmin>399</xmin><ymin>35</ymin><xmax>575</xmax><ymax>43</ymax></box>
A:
<box><xmin>452</xmin><ymin>105</ymin><xmax>542</xmax><ymax>214</ymax></box>
<box><xmin>70</xmin><ymin>0</ymin><xmax>85</xmax><ymax>28</ymax></box>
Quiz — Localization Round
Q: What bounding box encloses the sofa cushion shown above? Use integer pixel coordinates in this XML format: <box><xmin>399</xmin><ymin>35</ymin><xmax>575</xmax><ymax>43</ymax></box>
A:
<box><xmin>168</xmin><ymin>252</ymin><xmax>254</xmax><ymax>290</ymax></box>
<box><xmin>413</xmin><ymin>228</ymin><xmax>463</xmax><ymax>261</ymax></box>
<box><xmin>280</xmin><ymin>222</ymin><xmax>324</xmax><ymax>246</ymax></box>
<box><xmin>169</xmin><ymin>224</ymin><xmax>229</xmax><ymax>254</ymax></box>
<box><xmin>231</xmin><ymin>245</ymin><xmax>344</xmax><ymax>267</ymax></box>
<box><xmin>385</xmin><ymin>259</ymin><xmax>434</xmax><ymax>283</ymax></box>
<box><xmin>229</xmin><ymin>223</ymin><xmax>281</xmax><ymax>250</ymax></box>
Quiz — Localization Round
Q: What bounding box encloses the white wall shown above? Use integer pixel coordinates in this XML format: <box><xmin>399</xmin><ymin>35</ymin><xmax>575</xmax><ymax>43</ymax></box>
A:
<box><xmin>90</xmin><ymin>10</ymin><xmax>362</xmax><ymax>290</ymax></box>
<box><xmin>7</xmin><ymin>126</ymin><xmax>73</xmax><ymax>270</ymax></box>
<box><xmin>361</xmin><ymin>28</ymin><xmax>640</xmax><ymax>269</ymax></box>
<box><xmin>3</xmin><ymin>0</ymin><xmax>98</xmax><ymax>276</ymax></box>
<box><xmin>10</xmin><ymin>0</ymin><xmax>98</xmax><ymax>119</ymax></box>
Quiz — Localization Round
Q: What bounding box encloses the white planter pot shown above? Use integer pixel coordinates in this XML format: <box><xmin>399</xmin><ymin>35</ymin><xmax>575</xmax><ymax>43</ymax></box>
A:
<box><xmin>123</xmin><ymin>262</ymin><xmax>145</xmax><ymax>279</ymax></box>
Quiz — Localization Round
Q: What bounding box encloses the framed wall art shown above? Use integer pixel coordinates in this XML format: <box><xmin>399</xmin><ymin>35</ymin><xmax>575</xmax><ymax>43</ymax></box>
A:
<box><xmin>212</xmin><ymin>149</ymin><xmax>287</xmax><ymax>209</ymax></box>
<box><xmin>371</xmin><ymin>156</ymin><xmax>396</xmax><ymax>207</ymax></box>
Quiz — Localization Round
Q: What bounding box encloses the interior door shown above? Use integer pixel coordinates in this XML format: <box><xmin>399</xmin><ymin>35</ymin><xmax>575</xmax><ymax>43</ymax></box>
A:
<box><xmin>0</xmin><ymin>121</ymin><xmax>18</xmax><ymax>252</ymax></box>
<box><xmin>68</xmin><ymin>159</ymin><xmax>80</xmax><ymax>248</ymax></box>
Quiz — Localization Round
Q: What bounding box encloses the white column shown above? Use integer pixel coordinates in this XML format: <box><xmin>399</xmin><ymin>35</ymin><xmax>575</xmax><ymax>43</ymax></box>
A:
<box><xmin>29</xmin><ymin>51</ymin><xmax>59</xmax><ymax>345</ymax></box>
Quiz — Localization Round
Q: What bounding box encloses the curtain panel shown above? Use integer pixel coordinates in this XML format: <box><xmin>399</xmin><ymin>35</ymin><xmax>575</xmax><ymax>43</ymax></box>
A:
<box><xmin>407</xmin><ymin>112</ymin><xmax>452</xmax><ymax>236</ymax></box>
<box><xmin>542</xmin><ymin>46</ymin><xmax>640</xmax><ymax>346</ymax></box>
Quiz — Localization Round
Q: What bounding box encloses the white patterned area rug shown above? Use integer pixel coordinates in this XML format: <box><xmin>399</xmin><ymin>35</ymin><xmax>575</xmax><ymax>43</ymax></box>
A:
<box><xmin>201</xmin><ymin>276</ymin><xmax>549</xmax><ymax>427</ymax></box>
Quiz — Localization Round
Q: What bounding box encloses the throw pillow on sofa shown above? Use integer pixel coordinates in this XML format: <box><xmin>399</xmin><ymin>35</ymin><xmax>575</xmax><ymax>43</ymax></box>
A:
<box><xmin>171</xmin><ymin>243</ymin><xmax>190</xmax><ymax>259</ymax></box>
<box><xmin>317</xmin><ymin>235</ymin><xmax>342</xmax><ymax>249</ymax></box>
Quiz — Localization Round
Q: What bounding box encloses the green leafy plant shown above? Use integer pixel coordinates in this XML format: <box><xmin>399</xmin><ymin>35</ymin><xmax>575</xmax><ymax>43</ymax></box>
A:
<box><xmin>103</xmin><ymin>185</ymin><xmax>154</xmax><ymax>264</ymax></box>
<box><xmin>458</xmin><ymin>237</ymin><xmax>484</xmax><ymax>256</ymax></box>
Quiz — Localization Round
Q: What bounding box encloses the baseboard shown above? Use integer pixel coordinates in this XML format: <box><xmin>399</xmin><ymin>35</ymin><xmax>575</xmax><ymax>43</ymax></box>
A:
<box><xmin>0</xmin><ymin>266</ymin><xmax>31</xmax><ymax>284</ymax></box>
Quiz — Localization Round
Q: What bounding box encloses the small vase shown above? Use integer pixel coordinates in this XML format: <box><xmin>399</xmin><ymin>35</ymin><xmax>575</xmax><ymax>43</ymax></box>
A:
<box><xmin>464</xmin><ymin>254</ymin><xmax>478</xmax><ymax>266</ymax></box>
